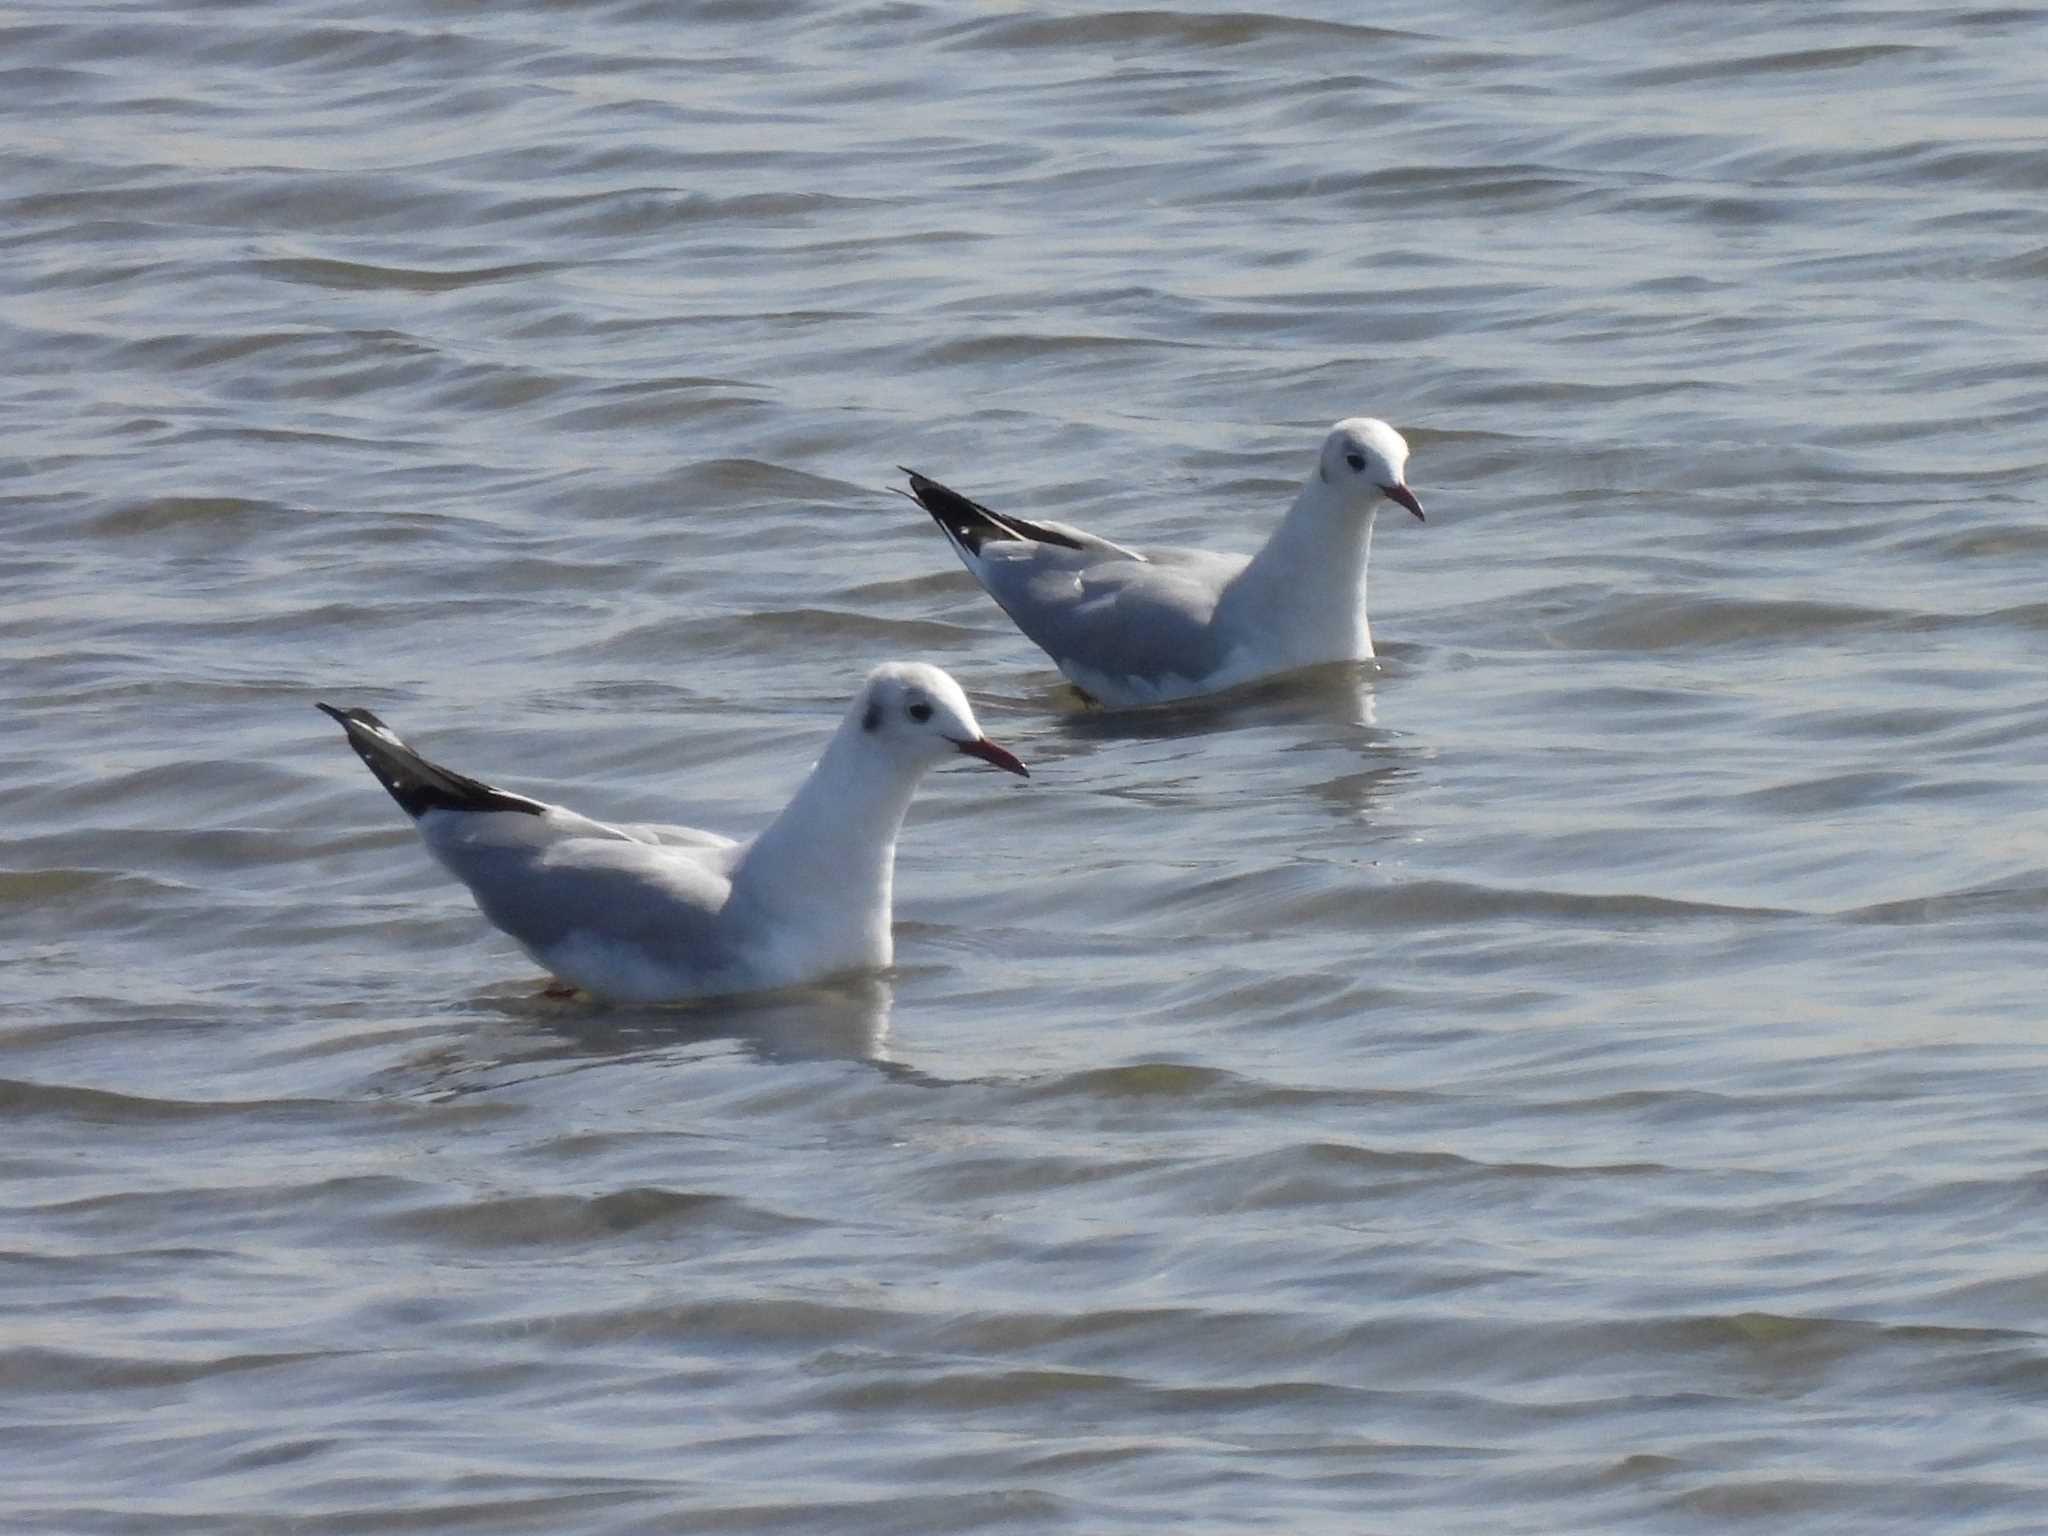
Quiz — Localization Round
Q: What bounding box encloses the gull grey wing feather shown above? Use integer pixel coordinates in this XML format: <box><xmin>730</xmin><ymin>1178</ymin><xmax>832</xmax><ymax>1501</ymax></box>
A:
<box><xmin>428</xmin><ymin>829</ymin><xmax>744</xmax><ymax>970</ymax></box>
<box><xmin>975</xmin><ymin>543</ymin><xmax>1250</xmax><ymax>689</ymax></box>
<box><xmin>610</xmin><ymin>822</ymin><xmax>742</xmax><ymax>853</ymax></box>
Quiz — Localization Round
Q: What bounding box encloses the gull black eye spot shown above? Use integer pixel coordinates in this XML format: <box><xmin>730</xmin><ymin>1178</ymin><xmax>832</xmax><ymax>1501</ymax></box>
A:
<box><xmin>1344</xmin><ymin>451</ymin><xmax>1367</xmax><ymax>473</ymax></box>
<box><xmin>907</xmin><ymin>701</ymin><xmax>933</xmax><ymax>723</ymax></box>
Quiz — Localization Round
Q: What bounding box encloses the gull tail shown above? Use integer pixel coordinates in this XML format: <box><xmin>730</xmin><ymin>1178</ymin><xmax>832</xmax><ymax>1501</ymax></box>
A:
<box><xmin>900</xmin><ymin>469</ymin><xmax>1087</xmax><ymax>556</ymax></box>
<box><xmin>317</xmin><ymin>703</ymin><xmax>545</xmax><ymax>820</ymax></box>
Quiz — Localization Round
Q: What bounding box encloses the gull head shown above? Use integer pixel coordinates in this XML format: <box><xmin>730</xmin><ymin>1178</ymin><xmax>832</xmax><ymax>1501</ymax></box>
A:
<box><xmin>1317</xmin><ymin>418</ymin><xmax>1424</xmax><ymax>522</ymax></box>
<box><xmin>853</xmin><ymin>662</ymin><xmax>1029</xmax><ymax>778</ymax></box>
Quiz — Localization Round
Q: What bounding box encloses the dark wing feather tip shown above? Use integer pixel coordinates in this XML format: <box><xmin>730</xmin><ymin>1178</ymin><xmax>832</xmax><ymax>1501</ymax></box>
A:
<box><xmin>318</xmin><ymin>701</ymin><xmax>543</xmax><ymax>820</ymax></box>
<box><xmin>904</xmin><ymin>471</ymin><xmax>1087</xmax><ymax>555</ymax></box>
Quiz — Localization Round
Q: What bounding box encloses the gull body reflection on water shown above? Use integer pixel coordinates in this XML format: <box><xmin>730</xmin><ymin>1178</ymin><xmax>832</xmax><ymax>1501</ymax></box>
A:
<box><xmin>1049</xmin><ymin>658</ymin><xmax>1421</xmax><ymax>829</ymax></box>
<box><xmin>383</xmin><ymin>976</ymin><xmax>905</xmax><ymax>1106</ymax></box>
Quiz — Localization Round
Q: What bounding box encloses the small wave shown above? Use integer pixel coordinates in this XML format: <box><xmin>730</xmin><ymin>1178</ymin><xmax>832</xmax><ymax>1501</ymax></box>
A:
<box><xmin>805</xmin><ymin>1365</ymin><xmax>1138</xmax><ymax>1414</ymax></box>
<box><xmin>1840</xmin><ymin>880</ymin><xmax>2048</xmax><ymax>926</ymax></box>
<box><xmin>0</xmin><ymin>868</ymin><xmax>196</xmax><ymax>932</ymax></box>
<box><xmin>1616</xmin><ymin>44</ymin><xmax>1930</xmax><ymax>88</ymax></box>
<box><xmin>1539</xmin><ymin>594</ymin><xmax>1902</xmax><ymax>652</ymax></box>
<box><xmin>1153</xmin><ymin>1140</ymin><xmax>1669</xmax><ymax>1215</ymax></box>
<box><xmin>89</xmin><ymin>495</ymin><xmax>297</xmax><ymax>536</ymax></box>
<box><xmin>919</xmin><ymin>332</ymin><xmax>1197</xmax><ymax>369</ymax></box>
<box><xmin>1144</xmin><ymin>866</ymin><xmax>1785</xmax><ymax>933</ymax></box>
<box><xmin>563</xmin><ymin>608</ymin><xmax>980</xmax><ymax>665</ymax></box>
<box><xmin>0</xmin><ymin>1345</ymin><xmax>328</xmax><ymax>1393</ymax></box>
<box><xmin>940</xmin><ymin>10</ymin><xmax>1415</xmax><ymax>53</ymax></box>
<box><xmin>1185</xmin><ymin>163</ymin><xmax>1593</xmax><ymax>214</ymax></box>
<box><xmin>1013</xmin><ymin>1062</ymin><xmax>1436</xmax><ymax>1111</ymax></box>
<box><xmin>379</xmin><ymin>1186</ymin><xmax>801</xmax><ymax>1247</ymax></box>
<box><xmin>249</xmin><ymin>256</ymin><xmax>558</xmax><ymax>294</ymax></box>
<box><xmin>0</xmin><ymin>1078</ymin><xmax>340</xmax><ymax>1125</ymax></box>
<box><xmin>1019</xmin><ymin>1061</ymin><xmax>1239</xmax><ymax>1100</ymax></box>
<box><xmin>494</xmin><ymin>1296</ymin><xmax>904</xmax><ymax>1348</ymax></box>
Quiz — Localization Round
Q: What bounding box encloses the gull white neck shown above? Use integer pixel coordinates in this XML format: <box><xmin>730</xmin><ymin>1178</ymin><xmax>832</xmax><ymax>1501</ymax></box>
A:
<box><xmin>730</xmin><ymin>724</ymin><xmax>918</xmax><ymax>969</ymax></box>
<box><xmin>1218</xmin><ymin>482</ymin><xmax>1377</xmax><ymax>664</ymax></box>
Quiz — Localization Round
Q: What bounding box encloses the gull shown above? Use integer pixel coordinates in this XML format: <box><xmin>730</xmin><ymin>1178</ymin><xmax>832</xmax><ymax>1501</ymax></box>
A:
<box><xmin>903</xmin><ymin>417</ymin><xmax>1424</xmax><ymax>707</ymax></box>
<box><xmin>317</xmin><ymin>663</ymin><xmax>1027</xmax><ymax>1003</ymax></box>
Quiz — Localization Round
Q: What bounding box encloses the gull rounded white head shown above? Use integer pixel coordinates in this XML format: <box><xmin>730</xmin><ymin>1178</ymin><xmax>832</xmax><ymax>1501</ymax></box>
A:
<box><xmin>852</xmin><ymin>662</ymin><xmax>1028</xmax><ymax>777</ymax></box>
<box><xmin>1318</xmin><ymin>417</ymin><xmax>1425</xmax><ymax>521</ymax></box>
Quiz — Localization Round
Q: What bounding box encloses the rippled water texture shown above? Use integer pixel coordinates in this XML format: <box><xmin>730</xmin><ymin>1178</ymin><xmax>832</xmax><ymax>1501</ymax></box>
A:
<box><xmin>5</xmin><ymin>1</ymin><xmax>2048</xmax><ymax>1531</ymax></box>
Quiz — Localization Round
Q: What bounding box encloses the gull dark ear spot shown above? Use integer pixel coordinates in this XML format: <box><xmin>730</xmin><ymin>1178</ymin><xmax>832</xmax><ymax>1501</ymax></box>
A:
<box><xmin>862</xmin><ymin>702</ymin><xmax>883</xmax><ymax>732</ymax></box>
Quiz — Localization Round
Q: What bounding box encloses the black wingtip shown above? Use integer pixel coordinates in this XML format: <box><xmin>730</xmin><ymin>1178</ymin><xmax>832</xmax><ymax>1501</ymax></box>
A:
<box><xmin>318</xmin><ymin>702</ymin><xmax>544</xmax><ymax>821</ymax></box>
<box><xmin>902</xmin><ymin>469</ymin><xmax>1015</xmax><ymax>555</ymax></box>
<box><xmin>317</xmin><ymin>701</ymin><xmax>392</xmax><ymax>733</ymax></box>
<box><xmin>902</xmin><ymin>468</ymin><xmax>1095</xmax><ymax>557</ymax></box>
<box><xmin>900</xmin><ymin>468</ymin><xmax>961</xmax><ymax>509</ymax></box>
<box><xmin>900</xmin><ymin>468</ymin><xmax>951</xmax><ymax>506</ymax></box>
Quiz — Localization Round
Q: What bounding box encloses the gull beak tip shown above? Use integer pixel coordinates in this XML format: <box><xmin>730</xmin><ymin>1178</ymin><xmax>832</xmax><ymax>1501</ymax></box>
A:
<box><xmin>956</xmin><ymin>736</ymin><xmax>1030</xmax><ymax>778</ymax></box>
<box><xmin>1383</xmin><ymin>482</ymin><xmax>1425</xmax><ymax>522</ymax></box>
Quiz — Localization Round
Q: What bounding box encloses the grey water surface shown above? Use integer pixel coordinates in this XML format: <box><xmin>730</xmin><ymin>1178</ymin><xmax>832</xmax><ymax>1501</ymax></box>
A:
<box><xmin>5</xmin><ymin>1</ymin><xmax>2048</xmax><ymax>1531</ymax></box>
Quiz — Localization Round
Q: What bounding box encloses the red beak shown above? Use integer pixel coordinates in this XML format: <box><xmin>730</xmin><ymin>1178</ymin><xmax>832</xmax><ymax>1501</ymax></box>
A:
<box><xmin>953</xmin><ymin>736</ymin><xmax>1029</xmax><ymax>778</ymax></box>
<box><xmin>1381</xmin><ymin>482</ymin><xmax>1425</xmax><ymax>521</ymax></box>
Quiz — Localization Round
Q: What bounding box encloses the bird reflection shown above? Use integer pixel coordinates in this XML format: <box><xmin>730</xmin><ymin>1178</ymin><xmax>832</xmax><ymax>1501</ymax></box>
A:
<box><xmin>525</xmin><ymin>973</ymin><xmax>896</xmax><ymax>1063</ymax></box>
<box><xmin>1047</xmin><ymin>657</ymin><xmax>1381</xmax><ymax>740</ymax></box>
<box><xmin>1044</xmin><ymin>658</ymin><xmax>1421</xmax><ymax>826</ymax></box>
<box><xmin>391</xmin><ymin>974</ymin><xmax>909</xmax><ymax>1103</ymax></box>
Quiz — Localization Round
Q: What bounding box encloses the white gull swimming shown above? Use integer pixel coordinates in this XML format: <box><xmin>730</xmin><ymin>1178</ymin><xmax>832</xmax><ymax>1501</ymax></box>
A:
<box><xmin>318</xmin><ymin>663</ymin><xmax>1027</xmax><ymax>1002</ymax></box>
<box><xmin>904</xmin><ymin>417</ymin><xmax>1425</xmax><ymax>707</ymax></box>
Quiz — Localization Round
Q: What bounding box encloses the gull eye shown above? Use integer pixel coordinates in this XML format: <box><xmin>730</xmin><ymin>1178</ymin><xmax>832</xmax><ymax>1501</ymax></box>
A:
<box><xmin>907</xmin><ymin>701</ymin><xmax>933</xmax><ymax>722</ymax></box>
<box><xmin>1344</xmin><ymin>451</ymin><xmax>1367</xmax><ymax>473</ymax></box>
